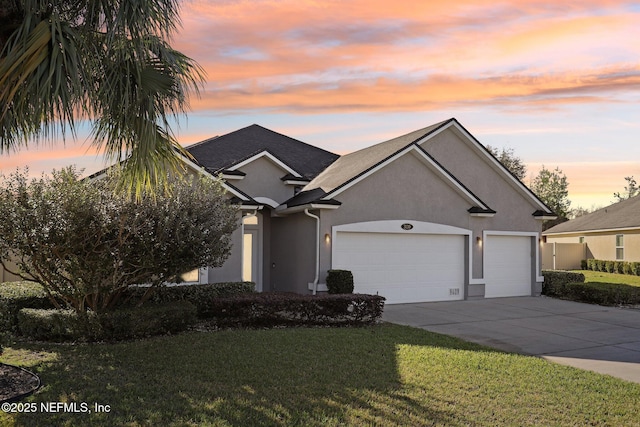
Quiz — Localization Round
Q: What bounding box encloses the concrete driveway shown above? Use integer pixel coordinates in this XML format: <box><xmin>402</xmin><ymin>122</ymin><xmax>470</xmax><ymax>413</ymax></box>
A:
<box><xmin>382</xmin><ymin>297</ymin><xmax>640</xmax><ymax>384</ymax></box>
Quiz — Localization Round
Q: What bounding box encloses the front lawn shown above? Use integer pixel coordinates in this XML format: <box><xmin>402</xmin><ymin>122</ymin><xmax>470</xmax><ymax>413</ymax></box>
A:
<box><xmin>574</xmin><ymin>270</ymin><xmax>640</xmax><ymax>287</ymax></box>
<box><xmin>2</xmin><ymin>324</ymin><xmax>639</xmax><ymax>426</ymax></box>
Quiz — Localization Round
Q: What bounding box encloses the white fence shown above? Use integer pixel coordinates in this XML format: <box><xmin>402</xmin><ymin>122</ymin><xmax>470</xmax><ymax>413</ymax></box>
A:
<box><xmin>541</xmin><ymin>242</ymin><xmax>586</xmax><ymax>270</ymax></box>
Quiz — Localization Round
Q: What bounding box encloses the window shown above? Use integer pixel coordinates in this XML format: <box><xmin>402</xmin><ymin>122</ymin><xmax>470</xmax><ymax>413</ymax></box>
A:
<box><xmin>616</xmin><ymin>234</ymin><xmax>624</xmax><ymax>260</ymax></box>
<box><xmin>243</xmin><ymin>215</ymin><xmax>258</xmax><ymax>225</ymax></box>
<box><xmin>180</xmin><ymin>269</ymin><xmax>199</xmax><ymax>283</ymax></box>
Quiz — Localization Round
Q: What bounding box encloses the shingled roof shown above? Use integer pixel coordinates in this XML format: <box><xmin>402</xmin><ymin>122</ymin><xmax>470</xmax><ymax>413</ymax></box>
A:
<box><xmin>544</xmin><ymin>195</ymin><xmax>640</xmax><ymax>234</ymax></box>
<box><xmin>304</xmin><ymin>120</ymin><xmax>450</xmax><ymax>193</ymax></box>
<box><xmin>186</xmin><ymin>124</ymin><xmax>339</xmax><ymax>180</ymax></box>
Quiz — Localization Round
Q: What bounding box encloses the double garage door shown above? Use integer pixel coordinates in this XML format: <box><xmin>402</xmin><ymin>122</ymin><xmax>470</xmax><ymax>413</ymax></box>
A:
<box><xmin>332</xmin><ymin>231</ymin><xmax>532</xmax><ymax>304</ymax></box>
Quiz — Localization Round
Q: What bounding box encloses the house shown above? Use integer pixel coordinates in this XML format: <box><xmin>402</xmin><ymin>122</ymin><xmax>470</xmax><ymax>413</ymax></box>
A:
<box><xmin>543</xmin><ymin>195</ymin><xmax>640</xmax><ymax>268</ymax></box>
<box><xmin>1</xmin><ymin>118</ymin><xmax>555</xmax><ymax>303</ymax></box>
<box><xmin>179</xmin><ymin>118</ymin><xmax>554</xmax><ymax>304</ymax></box>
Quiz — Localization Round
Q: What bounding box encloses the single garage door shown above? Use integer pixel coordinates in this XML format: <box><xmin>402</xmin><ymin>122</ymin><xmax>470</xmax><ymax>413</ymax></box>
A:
<box><xmin>332</xmin><ymin>232</ymin><xmax>465</xmax><ymax>304</ymax></box>
<box><xmin>484</xmin><ymin>235</ymin><xmax>532</xmax><ymax>298</ymax></box>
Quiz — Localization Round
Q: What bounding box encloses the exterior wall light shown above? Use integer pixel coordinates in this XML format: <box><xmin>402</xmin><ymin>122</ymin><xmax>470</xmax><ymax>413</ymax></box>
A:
<box><xmin>324</xmin><ymin>233</ymin><xmax>331</xmax><ymax>244</ymax></box>
<box><xmin>476</xmin><ymin>236</ymin><xmax>482</xmax><ymax>245</ymax></box>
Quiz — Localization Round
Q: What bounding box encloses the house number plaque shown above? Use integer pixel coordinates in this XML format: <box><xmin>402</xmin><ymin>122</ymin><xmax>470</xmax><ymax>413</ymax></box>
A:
<box><xmin>401</xmin><ymin>223</ymin><xmax>413</xmax><ymax>230</ymax></box>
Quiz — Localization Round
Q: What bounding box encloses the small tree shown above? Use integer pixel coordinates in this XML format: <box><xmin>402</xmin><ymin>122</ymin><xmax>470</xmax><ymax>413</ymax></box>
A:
<box><xmin>530</xmin><ymin>166</ymin><xmax>571</xmax><ymax>230</ymax></box>
<box><xmin>486</xmin><ymin>145</ymin><xmax>527</xmax><ymax>181</ymax></box>
<box><xmin>613</xmin><ymin>176</ymin><xmax>638</xmax><ymax>202</ymax></box>
<box><xmin>0</xmin><ymin>167</ymin><xmax>239</xmax><ymax>313</ymax></box>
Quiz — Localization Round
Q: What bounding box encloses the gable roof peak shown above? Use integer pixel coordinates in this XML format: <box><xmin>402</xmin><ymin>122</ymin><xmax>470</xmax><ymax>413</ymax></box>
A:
<box><xmin>185</xmin><ymin>124</ymin><xmax>339</xmax><ymax>180</ymax></box>
<box><xmin>303</xmin><ymin>118</ymin><xmax>457</xmax><ymax>193</ymax></box>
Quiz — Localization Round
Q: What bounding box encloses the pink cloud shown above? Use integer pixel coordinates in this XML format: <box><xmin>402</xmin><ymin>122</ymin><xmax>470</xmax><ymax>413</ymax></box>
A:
<box><xmin>188</xmin><ymin>66</ymin><xmax>640</xmax><ymax>113</ymax></box>
<box><xmin>172</xmin><ymin>0</ymin><xmax>639</xmax><ymax>116</ymax></box>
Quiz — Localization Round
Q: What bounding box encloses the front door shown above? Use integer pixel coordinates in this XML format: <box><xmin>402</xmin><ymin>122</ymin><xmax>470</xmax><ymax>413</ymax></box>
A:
<box><xmin>242</xmin><ymin>214</ymin><xmax>262</xmax><ymax>291</ymax></box>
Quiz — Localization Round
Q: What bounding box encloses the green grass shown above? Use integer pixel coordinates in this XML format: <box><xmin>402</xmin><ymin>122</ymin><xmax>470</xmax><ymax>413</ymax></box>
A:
<box><xmin>2</xmin><ymin>324</ymin><xmax>640</xmax><ymax>426</ymax></box>
<box><xmin>573</xmin><ymin>270</ymin><xmax>640</xmax><ymax>287</ymax></box>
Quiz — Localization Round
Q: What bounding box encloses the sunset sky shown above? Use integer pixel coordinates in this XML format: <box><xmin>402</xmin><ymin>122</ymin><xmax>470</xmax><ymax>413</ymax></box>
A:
<box><xmin>1</xmin><ymin>0</ymin><xmax>639</xmax><ymax>209</ymax></box>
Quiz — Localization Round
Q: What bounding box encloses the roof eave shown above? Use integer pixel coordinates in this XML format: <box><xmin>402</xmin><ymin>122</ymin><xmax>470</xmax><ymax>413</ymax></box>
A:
<box><xmin>532</xmin><ymin>210</ymin><xmax>558</xmax><ymax>221</ymax></box>
<box><xmin>544</xmin><ymin>225</ymin><xmax>640</xmax><ymax>236</ymax></box>
<box><xmin>468</xmin><ymin>206</ymin><xmax>496</xmax><ymax>217</ymax></box>
<box><xmin>275</xmin><ymin>202</ymin><xmax>341</xmax><ymax>215</ymax></box>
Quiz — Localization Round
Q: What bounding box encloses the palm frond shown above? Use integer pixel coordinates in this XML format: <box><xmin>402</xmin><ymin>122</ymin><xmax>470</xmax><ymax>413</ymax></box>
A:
<box><xmin>0</xmin><ymin>0</ymin><xmax>205</xmax><ymax>196</ymax></box>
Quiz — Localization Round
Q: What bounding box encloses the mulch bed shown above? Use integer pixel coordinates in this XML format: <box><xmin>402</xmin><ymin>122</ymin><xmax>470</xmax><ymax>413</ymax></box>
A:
<box><xmin>0</xmin><ymin>363</ymin><xmax>40</xmax><ymax>403</ymax></box>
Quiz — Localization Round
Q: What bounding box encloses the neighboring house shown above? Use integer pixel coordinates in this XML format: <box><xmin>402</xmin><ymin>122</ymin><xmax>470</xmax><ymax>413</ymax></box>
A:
<box><xmin>543</xmin><ymin>195</ymin><xmax>640</xmax><ymax>267</ymax></box>
<box><xmin>180</xmin><ymin>118</ymin><xmax>553</xmax><ymax>304</ymax></box>
<box><xmin>2</xmin><ymin>118</ymin><xmax>556</xmax><ymax>304</ymax></box>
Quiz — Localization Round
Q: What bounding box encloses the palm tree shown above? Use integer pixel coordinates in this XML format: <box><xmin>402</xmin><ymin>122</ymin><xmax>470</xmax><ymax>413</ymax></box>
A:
<box><xmin>0</xmin><ymin>0</ymin><xmax>204</xmax><ymax>196</ymax></box>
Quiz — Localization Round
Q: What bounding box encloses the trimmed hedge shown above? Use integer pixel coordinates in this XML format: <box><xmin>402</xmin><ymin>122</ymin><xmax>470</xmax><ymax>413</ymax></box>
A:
<box><xmin>204</xmin><ymin>293</ymin><xmax>385</xmax><ymax>328</ymax></box>
<box><xmin>98</xmin><ymin>302</ymin><xmax>197</xmax><ymax>340</ymax></box>
<box><xmin>0</xmin><ymin>281</ymin><xmax>58</xmax><ymax>334</ymax></box>
<box><xmin>123</xmin><ymin>282</ymin><xmax>255</xmax><ymax>316</ymax></box>
<box><xmin>582</xmin><ymin>259</ymin><xmax>640</xmax><ymax>276</ymax></box>
<box><xmin>18</xmin><ymin>308</ymin><xmax>102</xmax><ymax>342</ymax></box>
<box><xmin>541</xmin><ymin>270</ymin><xmax>585</xmax><ymax>294</ymax></box>
<box><xmin>0</xmin><ymin>281</ymin><xmax>253</xmax><ymax>334</ymax></box>
<box><xmin>18</xmin><ymin>301</ymin><xmax>197</xmax><ymax>342</ymax></box>
<box><xmin>544</xmin><ymin>282</ymin><xmax>640</xmax><ymax>306</ymax></box>
<box><xmin>543</xmin><ymin>269</ymin><xmax>640</xmax><ymax>306</ymax></box>
<box><xmin>326</xmin><ymin>270</ymin><xmax>354</xmax><ymax>294</ymax></box>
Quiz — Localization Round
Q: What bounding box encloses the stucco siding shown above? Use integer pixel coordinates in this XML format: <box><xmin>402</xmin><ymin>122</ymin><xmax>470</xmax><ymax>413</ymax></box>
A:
<box><xmin>328</xmin><ymin>151</ymin><xmax>474</xmax><ymax>228</ymax></box>
<box><xmin>422</xmin><ymin>128</ymin><xmax>542</xmax><ymax>232</ymax></box>
<box><xmin>234</xmin><ymin>157</ymin><xmax>296</xmax><ymax>204</ymax></box>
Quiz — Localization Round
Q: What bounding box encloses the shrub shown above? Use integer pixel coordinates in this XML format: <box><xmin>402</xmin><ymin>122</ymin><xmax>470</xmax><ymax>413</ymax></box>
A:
<box><xmin>582</xmin><ymin>259</ymin><xmax>640</xmax><ymax>277</ymax></box>
<box><xmin>18</xmin><ymin>308</ymin><xmax>103</xmax><ymax>342</ymax></box>
<box><xmin>98</xmin><ymin>302</ymin><xmax>197</xmax><ymax>340</ymax></box>
<box><xmin>541</xmin><ymin>270</ymin><xmax>585</xmax><ymax>295</ymax></box>
<box><xmin>0</xmin><ymin>167</ymin><xmax>238</xmax><ymax>314</ymax></box>
<box><xmin>0</xmin><ymin>281</ymin><xmax>58</xmax><ymax>334</ymax></box>
<box><xmin>605</xmin><ymin>261</ymin><xmax>615</xmax><ymax>273</ymax></box>
<box><xmin>204</xmin><ymin>293</ymin><xmax>385</xmax><ymax>328</ymax></box>
<box><xmin>580</xmin><ymin>259</ymin><xmax>588</xmax><ymax>270</ymax></box>
<box><xmin>326</xmin><ymin>270</ymin><xmax>355</xmax><ymax>294</ymax></box>
<box><xmin>544</xmin><ymin>282</ymin><xmax>640</xmax><ymax>306</ymax></box>
<box><xmin>18</xmin><ymin>302</ymin><xmax>197</xmax><ymax>342</ymax></box>
<box><xmin>123</xmin><ymin>282</ymin><xmax>255</xmax><ymax>317</ymax></box>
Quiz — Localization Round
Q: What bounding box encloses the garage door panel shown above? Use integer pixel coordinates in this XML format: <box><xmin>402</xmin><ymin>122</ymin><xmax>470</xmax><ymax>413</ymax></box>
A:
<box><xmin>485</xmin><ymin>235</ymin><xmax>532</xmax><ymax>298</ymax></box>
<box><xmin>333</xmin><ymin>232</ymin><xmax>465</xmax><ymax>304</ymax></box>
